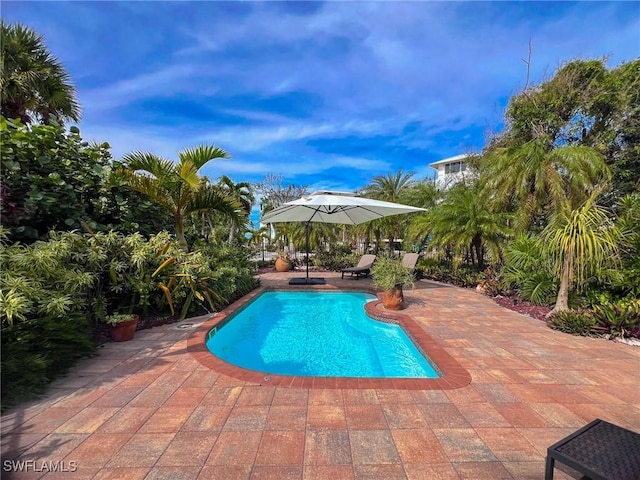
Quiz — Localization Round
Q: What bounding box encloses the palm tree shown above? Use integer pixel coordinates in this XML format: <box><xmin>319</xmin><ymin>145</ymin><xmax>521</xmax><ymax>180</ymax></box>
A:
<box><xmin>483</xmin><ymin>138</ymin><xmax>611</xmax><ymax>231</ymax></box>
<box><xmin>402</xmin><ymin>179</ymin><xmax>440</xmax><ymax>210</ymax></box>
<box><xmin>362</xmin><ymin>169</ymin><xmax>417</xmax><ymax>253</ymax></box>
<box><xmin>543</xmin><ymin>192</ymin><xmax>622</xmax><ymax>316</ymax></box>
<box><xmin>411</xmin><ymin>182</ymin><xmax>509</xmax><ymax>270</ymax></box>
<box><xmin>113</xmin><ymin>145</ymin><xmax>240</xmax><ymax>250</ymax></box>
<box><xmin>246</xmin><ymin>225</ymin><xmax>269</xmax><ymax>260</ymax></box>
<box><xmin>363</xmin><ymin>169</ymin><xmax>416</xmax><ymax>202</ymax></box>
<box><xmin>216</xmin><ymin>175</ymin><xmax>254</xmax><ymax>244</ymax></box>
<box><xmin>1</xmin><ymin>22</ymin><xmax>80</xmax><ymax>125</ymax></box>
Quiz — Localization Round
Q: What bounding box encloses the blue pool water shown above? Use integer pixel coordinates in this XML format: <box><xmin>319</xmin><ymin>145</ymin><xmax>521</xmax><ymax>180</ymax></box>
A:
<box><xmin>206</xmin><ymin>291</ymin><xmax>439</xmax><ymax>378</ymax></box>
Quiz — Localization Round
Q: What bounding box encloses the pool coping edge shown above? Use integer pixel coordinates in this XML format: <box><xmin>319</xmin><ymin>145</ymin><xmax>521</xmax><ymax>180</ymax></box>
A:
<box><xmin>187</xmin><ymin>284</ymin><xmax>472</xmax><ymax>390</ymax></box>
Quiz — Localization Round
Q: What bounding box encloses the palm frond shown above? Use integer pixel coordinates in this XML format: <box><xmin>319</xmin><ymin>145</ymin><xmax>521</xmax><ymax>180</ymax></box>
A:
<box><xmin>120</xmin><ymin>152</ymin><xmax>174</xmax><ymax>178</ymax></box>
<box><xmin>185</xmin><ymin>188</ymin><xmax>241</xmax><ymax>220</ymax></box>
<box><xmin>178</xmin><ymin>144</ymin><xmax>230</xmax><ymax>170</ymax></box>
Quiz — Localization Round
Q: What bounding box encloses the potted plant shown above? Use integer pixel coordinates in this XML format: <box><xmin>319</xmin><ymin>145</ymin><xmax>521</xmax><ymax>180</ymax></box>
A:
<box><xmin>274</xmin><ymin>250</ymin><xmax>293</xmax><ymax>272</ymax></box>
<box><xmin>371</xmin><ymin>257</ymin><xmax>415</xmax><ymax>310</ymax></box>
<box><xmin>105</xmin><ymin>313</ymin><xmax>139</xmax><ymax>342</ymax></box>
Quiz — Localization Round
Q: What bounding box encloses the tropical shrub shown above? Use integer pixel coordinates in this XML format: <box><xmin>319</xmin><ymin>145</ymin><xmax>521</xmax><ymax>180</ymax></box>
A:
<box><xmin>1</xmin><ymin>230</ymin><xmax>258</xmax><ymax>409</ymax></box>
<box><xmin>411</xmin><ymin>182</ymin><xmax>509</xmax><ymax>270</ymax></box>
<box><xmin>500</xmin><ymin>235</ymin><xmax>557</xmax><ymax>305</ymax></box>
<box><xmin>591</xmin><ymin>300</ymin><xmax>640</xmax><ymax>339</ymax></box>
<box><xmin>312</xmin><ymin>245</ymin><xmax>359</xmax><ymax>271</ymax></box>
<box><xmin>371</xmin><ymin>256</ymin><xmax>415</xmax><ymax>291</ymax></box>
<box><xmin>418</xmin><ymin>258</ymin><xmax>484</xmax><ymax>288</ymax></box>
<box><xmin>0</xmin><ymin>231</ymin><xmax>101</xmax><ymax>326</ymax></box>
<box><xmin>547</xmin><ymin>309</ymin><xmax>595</xmax><ymax>336</ymax></box>
<box><xmin>0</xmin><ymin>117</ymin><xmax>172</xmax><ymax>243</ymax></box>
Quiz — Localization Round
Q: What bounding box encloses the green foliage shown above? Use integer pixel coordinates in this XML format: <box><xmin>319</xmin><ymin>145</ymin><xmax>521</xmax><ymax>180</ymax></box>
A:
<box><xmin>544</xmin><ymin>194</ymin><xmax>621</xmax><ymax>288</ymax></box>
<box><xmin>412</xmin><ymin>182</ymin><xmax>509</xmax><ymax>270</ymax></box>
<box><xmin>1</xmin><ymin>117</ymin><xmax>109</xmax><ymax>241</ymax></box>
<box><xmin>1</xmin><ymin>313</ymin><xmax>95</xmax><ymax>410</ymax></box>
<box><xmin>494</xmin><ymin>58</ymin><xmax>639</xmax><ymax>205</ymax></box>
<box><xmin>591</xmin><ymin>300</ymin><xmax>640</xmax><ymax>339</ymax></box>
<box><xmin>105</xmin><ymin>313</ymin><xmax>137</xmax><ymax>326</ymax></box>
<box><xmin>500</xmin><ymin>235</ymin><xmax>557</xmax><ymax>305</ymax></box>
<box><xmin>482</xmin><ymin>139</ymin><xmax>610</xmax><ymax>232</ymax></box>
<box><xmin>1</xmin><ymin>231</ymin><xmax>100</xmax><ymax>327</ymax></box>
<box><xmin>418</xmin><ymin>258</ymin><xmax>484</xmax><ymax>288</ymax></box>
<box><xmin>114</xmin><ymin>146</ymin><xmax>240</xmax><ymax>250</ymax></box>
<box><xmin>613</xmin><ymin>194</ymin><xmax>640</xmax><ymax>299</ymax></box>
<box><xmin>1</xmin><ymin>230</ymin><xmax>258</xmax><ymax>408</ymax></box>
<box><xmin>312</xmin><ymin>245</ymin><xmax>359</xmax><ymax>271</ymax></box>
<box><xmin>0</xmin><ymin>117</ymin><xmax>172</xmax><ymax>242</ymax></box>
<box><xmin>547</xmin><ymin>309</ymin><xmax>595</xmax><ymax>336</ymax></box>
<box><xmin>371</xmin><ymin>256</ymin><xmax>415</xmax><ymax>291</ymax></box>
<box><xmin>1</xmin><ymin>21</ymin><xmax>80</xmax><ymax>125</ymax></box>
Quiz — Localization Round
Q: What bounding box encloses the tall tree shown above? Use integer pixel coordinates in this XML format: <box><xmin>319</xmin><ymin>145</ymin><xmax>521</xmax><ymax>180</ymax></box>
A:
<box><xmin>492</xmin><ymin>58</ymin><xmax>639</xmax><ymax>204</ymax></box>
<box><xmin>363</xmin><ymin>169</ymin><xmax>416</xmax><ymax>203</ymax></box>
<box><xmin>483</xmin><ymin>139</ymin><xmax>611</xmax><ymax>231</ymax></box>
<box><xmin>216</xmin><ymin>175</ymin><xmax>254</xmax><ymax>244</ymax></box>
<box><xmin>411</xmin><ymin>182</ymin><xmax>509</xmax><ymax>270</ymax></box>
<box><xmin>543</xmin><ymin>192</ymin><xmax>622</xmax><ymax>316</ymax></box>
<box><xmin>0</xmin><ymin>22</ymin><xmax>80</xmax><ymax>125</ymax></box>
<box><xmin>362</xmin><ymin>169</ymin><xmax>416</xmax><ymax>254</ymax></box>
<box><xmin>114</xmin><ymin>145</ymin><xmax>240</xmax><ymax>250</ymax></box>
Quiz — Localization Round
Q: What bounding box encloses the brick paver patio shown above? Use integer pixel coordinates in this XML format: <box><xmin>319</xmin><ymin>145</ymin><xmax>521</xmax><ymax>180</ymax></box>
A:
<box><xmin>2</xmin><ymin>272</ymin><xmax>639</xmax><ymax>479</ymax></box>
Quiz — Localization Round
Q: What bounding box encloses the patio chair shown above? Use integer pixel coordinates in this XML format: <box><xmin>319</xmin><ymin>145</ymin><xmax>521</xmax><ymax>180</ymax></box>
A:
<box><xmin>401</xmin><ymin>253</ymin><xmax>420</xmax><ymax>273</ymax></box>
<box><xmin>341</xmin><ymin>254</ymin><xmax>376</xmax><ymax>279</ymax></box>
<box><xmin>545</xmin><ymin>418</ymin><xmax>640</xmax><ymax>479</ymax></box>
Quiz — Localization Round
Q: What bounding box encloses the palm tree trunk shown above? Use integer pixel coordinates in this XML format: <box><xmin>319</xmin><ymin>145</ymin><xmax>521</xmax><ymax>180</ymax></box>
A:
<box><xmin>548</xmin><ymin>252</ymin><xmax>572</xmax><ymax>317</ymax></box>
<box><xmin>228</xmin><ymin>221</ymin><xmax>236</xmax><ymax>244</ymax></box>
<box><xmin>475</xmin><ymin>237</ymin><xmax>484</xmax><ymax>271</ymax></box>
<box><xmin>175</xmin><ymin>212</ymin><xmax>189</xmax><ymax>251</ymax></box>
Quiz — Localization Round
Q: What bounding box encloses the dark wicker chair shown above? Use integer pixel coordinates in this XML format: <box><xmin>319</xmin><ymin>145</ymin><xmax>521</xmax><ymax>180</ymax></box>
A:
<box><xmin>545</xmin><ymin>418</ymin><xmax>640</xmax><ymax>480</ymax></box>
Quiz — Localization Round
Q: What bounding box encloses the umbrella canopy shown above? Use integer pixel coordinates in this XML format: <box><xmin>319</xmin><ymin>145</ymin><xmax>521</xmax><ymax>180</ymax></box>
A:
<box><xmin>261</xmin><ymin>191</ymin><xmax>426</xmax><ymax>284</ymax></box>
<box><xmin>261</xmin><ymin>190</ymin><xmax>426</xmax><ymax>225</ymax></box>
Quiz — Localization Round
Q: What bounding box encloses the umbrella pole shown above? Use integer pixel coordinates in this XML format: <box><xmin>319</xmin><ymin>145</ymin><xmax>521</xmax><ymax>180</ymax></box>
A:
<box><xmin>305</xmin><ymin>222</ymin><xmax>310</xmax><ymax>280</ymax></box>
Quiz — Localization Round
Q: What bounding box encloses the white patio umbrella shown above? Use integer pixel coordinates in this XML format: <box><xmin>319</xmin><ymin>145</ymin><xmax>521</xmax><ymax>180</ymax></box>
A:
<box><xmin>261</xmin><ymin>191</ymin><xmax>426</xmax><ymax>284</ymax></box>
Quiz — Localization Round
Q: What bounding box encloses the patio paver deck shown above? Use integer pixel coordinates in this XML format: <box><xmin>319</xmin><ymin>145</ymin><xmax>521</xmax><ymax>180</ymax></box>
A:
<box><xmin>2</xmin><ymin>272</ymin><xmax>639</xmax><ymax>479</ymax></box>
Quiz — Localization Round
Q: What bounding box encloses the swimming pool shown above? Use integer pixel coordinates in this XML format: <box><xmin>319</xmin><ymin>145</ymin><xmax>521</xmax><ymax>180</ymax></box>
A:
<box><xmin>205</xmin><ymin>291</ymin><xmax>439</xmax><ymax>378</ymax></box>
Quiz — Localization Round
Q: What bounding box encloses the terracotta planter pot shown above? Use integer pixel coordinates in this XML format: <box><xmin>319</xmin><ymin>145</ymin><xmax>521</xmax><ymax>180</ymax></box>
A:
<box><xmin>109</xmin><ymin>315</ymin><xmax>139</xmax><ymax>342</ymax></box>
<box><xmin>275</xmin><ymin>257</ymin><xmax>293</xmax><ymax>272</ymax></box>
<box><xmin>381</xmin><ymin>285</ymin><xmax>405</xmax><ymax>310</ymax></box>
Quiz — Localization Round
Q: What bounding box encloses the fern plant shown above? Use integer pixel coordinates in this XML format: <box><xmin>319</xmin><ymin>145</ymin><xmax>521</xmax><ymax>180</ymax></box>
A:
<box><xmin>500</xmin><ymin>235</ymin><xmax>556</xmax><ymax>305</ymax></box>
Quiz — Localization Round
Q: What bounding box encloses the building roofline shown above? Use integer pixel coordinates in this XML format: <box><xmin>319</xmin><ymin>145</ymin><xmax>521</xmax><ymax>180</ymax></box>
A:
<box><xmin>429</xmin><ymin>153</ymin><xmax>471</xmax><ymax>167</ymax></box>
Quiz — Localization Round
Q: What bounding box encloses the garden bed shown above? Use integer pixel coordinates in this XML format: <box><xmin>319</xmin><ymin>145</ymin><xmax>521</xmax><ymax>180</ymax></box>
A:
<box><xmin>491</xmin><ymin>295</ymin><xmax>551</xmax><ymax>322</ymax></box>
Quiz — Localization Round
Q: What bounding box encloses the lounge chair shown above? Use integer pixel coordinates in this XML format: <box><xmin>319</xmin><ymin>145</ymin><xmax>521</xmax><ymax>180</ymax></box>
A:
<box><xmin>401</xmin><ymin>253</ymin><xmax>419</xmax><ymax>273</ymax></box>
<box><xmin>341</xmin><ymin>254</ymin><xmax>376</xmax><ymax>279</ymax></box>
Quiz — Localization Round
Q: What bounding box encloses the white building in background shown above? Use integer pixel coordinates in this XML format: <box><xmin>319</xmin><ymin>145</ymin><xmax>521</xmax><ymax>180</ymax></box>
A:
<box><xmin>429</xmin><ymin>154</ymin><xmax>471</xmax><ymax>189</ymax></box>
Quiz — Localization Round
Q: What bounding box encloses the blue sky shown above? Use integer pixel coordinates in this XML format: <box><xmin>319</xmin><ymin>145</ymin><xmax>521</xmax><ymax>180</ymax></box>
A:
<box><xmin>4</xmin><ymin>1</ymin><xmax>639</xmax><ymax>201</ymax></box>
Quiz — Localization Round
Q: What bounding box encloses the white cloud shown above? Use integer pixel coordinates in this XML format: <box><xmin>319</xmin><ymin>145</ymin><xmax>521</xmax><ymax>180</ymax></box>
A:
<box><xmin>4</xmin><ymin>0</ymin><xmax>637</xmax><ymax>194</ymax></box>
<box><xmin>80</xmin><ymin>64</ymin><xmax>205</xmax><ymax>110</ymax></box>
